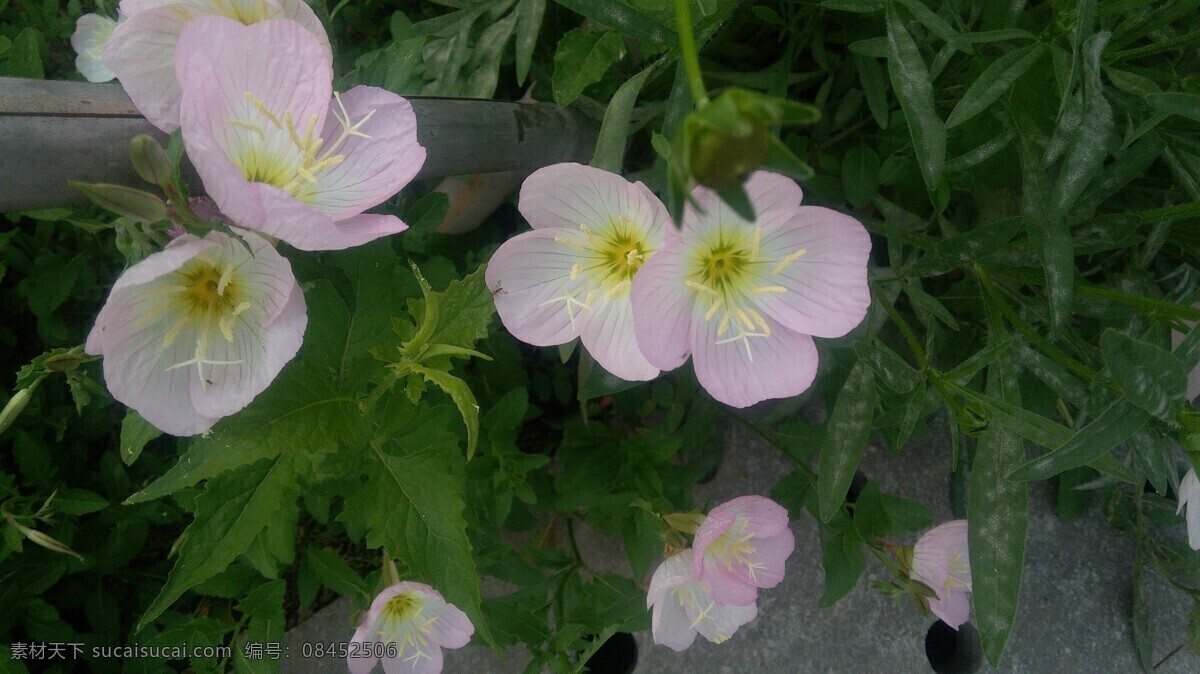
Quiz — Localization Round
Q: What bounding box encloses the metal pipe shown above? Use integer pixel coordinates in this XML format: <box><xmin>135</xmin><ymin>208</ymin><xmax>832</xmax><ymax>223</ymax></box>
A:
<box><xmin>0</xmin><ymin>77</ymin><xmax>596</xmax><ymax>211</ymax></box>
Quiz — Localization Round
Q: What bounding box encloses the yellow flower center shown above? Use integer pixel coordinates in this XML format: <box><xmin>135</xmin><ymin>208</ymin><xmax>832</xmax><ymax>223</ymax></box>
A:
<box><xmin>542</xmin><ymin>217</ymin><xmax>655</xmax><ymax>329</ymax></box>
<box><xmin>704</xmin><ymin>518</ymin><xmax>766</xmax><ymax>582</ymax></box>
<box><xmin>375</xmin><ymin>591</ymin><xmax>440</xmax><ymax>668</ymax></box>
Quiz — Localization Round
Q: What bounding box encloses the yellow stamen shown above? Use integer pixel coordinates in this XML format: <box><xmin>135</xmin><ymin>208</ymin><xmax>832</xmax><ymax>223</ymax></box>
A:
<box><xmin>752</xmin><ymin>285</ymin><xmax>788</xmax><ymax>295</ymax></box>
<box><xmin>772</xmin><ymin>248</ymin><xmax>807</xmax><ymax>275</ymax></box>
<box><xmin>746</xmin><ymin>307</ymin><xmax>771</xmax><ymax>336</ymax></box>
<box><xmin>750</xmin><ymin>227</ymin><xmax>762</xmax><ymax>261</ymax></box>
<box><xmin>704</xmin><ymin>297</ymin><xmax>725</xmax><ymax>321</ymax></box>
<box><xmin>244</xmin><ymin>91</ymin><xmax>282</xmax><ymax>129</ymax></box>
<box><xmin>686</xmin><ymin>280</ymin><xmax>719</xmax><ymax>296</ymax></box>
<box><xmin>554</xmin><ymin>236</ymin><xmax>584</xmax><ymax>251</ymax></box>
<box><xmin>226</xmin><ymin>119</ymin><xmax>265</xmax><ymax>136</ymax></box>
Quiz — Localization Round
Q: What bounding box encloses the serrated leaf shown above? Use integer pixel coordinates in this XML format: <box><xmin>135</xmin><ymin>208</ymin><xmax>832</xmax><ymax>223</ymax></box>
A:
<box><xmin>818</xmin><ymin>361</ymin><xmax>877</xmax><ymax>521</ymax></box>
<box><xmin>137</xmin><ymin>455</ymin><xmax>299</xmax><ymax>632</ymax></box>
<box><xmin>886</xmin><ymin>5</ymin><xmax>946</xmax><ymax>192</ymax></box>
<box><xmin>552</xmin><ymin>29</ymin><xmax>625</xmax><ymax>107</ymax></box>
<box><xmin>425</xmin><ymin>265</ymin><xmax>495</xmax><ymax>353</ymax></box>
<box><xmin>120</xmin><ymin>410</ymin><xmax>161</xmax><ymax>466</ymax></box>
<box><xmin>409</xmin><ymin>365</ymin><xmax>480</xmax><ymax>459</ymax></box>
<box><xmin>338</xmin><ymin>406</ymin><xmax>492</xmax><ymax>647</ymax></box>
<box><xmin>946</xmin><ymin>44</ymin><xmax>1044</xmax><ymax>129</ymax></box>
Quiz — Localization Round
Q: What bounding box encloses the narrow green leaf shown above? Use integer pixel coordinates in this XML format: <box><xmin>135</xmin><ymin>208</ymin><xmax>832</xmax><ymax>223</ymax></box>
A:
<box><xmin>515</xmin><ymin>0</ymin><xmax>546</xmax><ymax>85</ymax></box>
<box><xmin>552</xmin><ymin>29</ymin><xmax>626</xmax><ymax>107</ymax></box>
<box><xmin>945</xmin><ymin>131</ymin><xmax>1014</xmax><ymax>172</ymax></box>
<box><xmin>841</xmin><ymin>145</ymin><xmax>881</xmax><ymax>210</ymax></box>
<box><xmin>853</xmin><ymin>54</ymin><xmax>889</xmax><ymax>129</ymax></box>
<box><xmin>907</xmin><ymin>217</ymin><xmax>1023</xmax><ymax>277</ymax></box>
<box><xmin>818</xmin><ymin>361</ymin><xmax>878</xmax><ymax>521</ymax></box>
<box><xmin>303</xmin><ymin>547</ymin><xmax>370</xmax><ymax>598</ymax></box>
<box><xmin>945</xmin><ymin>380</ymin><xmax>1072</xmax><ymax>448</ymax></box>
<box><xmin>969</xmin><ymin>363</ymin><xmax>1028</xmax><ymax>667</ymax></box>
<box><xmin>855</xmin><ymin>341</ymin><xmax>919</xmax><ymax>393</ymax></box>
<box><xmin>137</xmin><ymin>455</ymin><xmax>298</xmax><ymax>631</ymax></box>
<box><xmin>946</xmin><ymin>44</ymin><xmax>1044</xmax><ymax>129</ymax></box>
<box><xmin>551</xmin><ymin>0</ymin><xmax>673</xmax><ymax>45</ymax></box>
<box><xmin>886</xmin><ymin>5</ymin><xmax>946</xmax><ymax>192</ymax></box>
<box><xmin>1007</xmin><ymin>400</ymin><xmax>1150</xmax><ymax>481</ymax></box>
<box><xmin>591</xmin><ymin>61</ymin><xmax>661</xmax><ymax>173</ymax></box>
<box><xmin>1146</xmin><ymin>92</ymin><xmax>1200</xmax><ymax>123</ymax></box>
<box><xmin>894</xmin><ymin>0</ymin><xmax>963</xmax><ymax>49</ymax></box>
<box><xmin>119</xmin><ymin>410</ymin><xmax>161</xmax><ymax>466</ymax></box>
<box><xmin>1100</xmin><ymin>329</ymin><xmax>1187</xmax><ymax>421</ymax></box>
<box><xmin>1050</xmin><ymin>34</ymin><xmax>1113</xmax><ymax>220</ymax></box>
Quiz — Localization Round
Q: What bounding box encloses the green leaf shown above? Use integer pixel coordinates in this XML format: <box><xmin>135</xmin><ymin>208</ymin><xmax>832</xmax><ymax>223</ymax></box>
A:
<box><xmin>551</xmin><ymin>0</ymin><xmax>673</xmax><ymax>45</ymax></box>
<box><xmin>137</xmin><ymin>455</ymin><xmax>299</xmax><ymax>631</ymax></box>
<box><xmin>120</xmin><ymin>410</ymin><xmax>161</xmax><ymax>466</ymax></box>
<box><xmin>577</xmin><ymin>349</ymin><xmax>640</xmax><ymax>401</ymax></box>
<box><xmin>53</xmin><ymin>488</ymin><xmax>109</xmax><ymax>516</ymax></box>
<box><xmin>423</xmin><ymin>265</ymin><xmax>496</xmax><ymax>353</ymax></box>
<box><xmin>946</xmin><ymin>44</ymin><xmax>1044</xmax><ymax>129</ymax></box>
<box><xmin>409</xmin><ymin>365</ymin><xmax>481</xmax><ymax>459</ymax></box>
<box><xmin>1146</xmin><ymin>92</ymin><xmax>1200</xmax><ymax>123</ymax></box>
<box><xmin>907</xmin><ymin>217</ymin><xmax>1023</xmax><ymax>277</ymax></box>
<box><xmin>591</xmin><ymin>61</ymin><xmax>662</xmax><ymax>173</ymax></box>
<box><xmin>1049</xmin><ymin>34</ymin><xmax>1113</xmax><ymax>220</ymax></box>
<box><xmin>1133</xmin><ymin>554</ymin><xmax>1155</xmax><ymax>672</ymax></box>
<box><xmin>886</xmin><ymin>4</ymin><xmax>946</xmax><ymax>192</ymax></box>
<box><xmin>0</xmin><ymin>28</ymin><xmax>44</xmax><ymax>79</ymax></box>
<box><xmin>854</xmin><ymin>54</ymin><xmax>889</xmax><ymax>129</ymax></box>
<box><xmin>1007</xmin><ymin>400</ymin><xmax>1150</xmax><ymax>481</ymax></box>
<box><xmin>879</xmin><ymin>492</ymin><xmax>932</xmax><ymax>534</ymax></box>
<box><xmin>855</xmin><ymin>341</ymin><xmax>919</xmax><ymax>393</ymax></box>
<box><xmin>515</xmin><ymin>0</ymin><xmax>546</xmax><ymax>85</ymax></box>
<box><xmin>338</xmin><ymin>405</ymin><xmax>492</xmax><ymax>647</ymax></box>
<box><xmin>945</xmin><ymin>131</ymin><xmax>1015</xmax><ymax>172</ymax></box>
<box><xmin>841</xmin><ymin>145</ymin><xmax>880</xmax><ymax>210</ymax></box>
<box><xmin>818</xmin><ymin>527</ymin><xmax>864</xmax><ymax>606</ymax></box>
<box><xmin>969</xmin><ymin>364</ymin><xmax>1028</xmax><ymax>667</ymax></box>
<box><xmin>818</xmin><ymin>361</ymin><xmax>878</xmax><ymax>521</ymax></box>
<box><xmin>894</xmin><ymin>0</ymin><xmax>963</xmax><ymax>49</ymax></box>
<box><xmin>302</xmin><ymin>548</ymin><xmax>370</xmax><ymax>599</ymax></box>
<box><xmin>1100</xmin><ymin>329</ymin><xmax>1187</xmax><ymax>421</ymax></box>
<box><xmin>552</xmin><ymin>29</ymin><xmax>626</xmax><ymax>107</ymax></box>
<box><xmin>852</xmin><ymin>483</ymin><xmax>890</xmax><ymax>540</ymax></box>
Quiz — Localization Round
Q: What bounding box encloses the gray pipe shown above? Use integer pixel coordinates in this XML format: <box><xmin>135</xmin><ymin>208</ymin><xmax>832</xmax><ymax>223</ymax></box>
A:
<box><xmin>0</xmin><ymin>77</ymin><xmax>596</xmax><ymax>211</ymax></box>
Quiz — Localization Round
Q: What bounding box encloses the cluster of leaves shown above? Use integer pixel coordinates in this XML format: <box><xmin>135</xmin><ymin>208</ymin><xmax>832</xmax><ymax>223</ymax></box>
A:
<box><xmin>4</xmin><ymin>0</ymin><xmax>1200</xmax><ymax>672</ymax></box>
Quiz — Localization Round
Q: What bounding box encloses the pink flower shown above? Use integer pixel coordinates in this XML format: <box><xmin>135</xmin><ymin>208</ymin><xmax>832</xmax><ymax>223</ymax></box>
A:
<box><xmin>647</xmin><ymin>549</ymin><xmax>758</xmax><ymax>651</ymax></box>
<box><xmin>631</xmin><ymin>172</ymin><xmax>871</xmax><ymax>407</ymax></box>
<box><xmin>173</xmin><ymin>17</ymin><xmax>425</xmax><ymax>251</ymax></box>
<box><xmin>102</xmin><ymin>0</ymin><xmax>330</xmax><ymax>132</ymax></box>
<box><xmin>485</xmin><ymin>163</ymin><xmax>669</xmax><ymax>381</ymax></box>
<box><xmin>86</xmin><ymin>228</ymin><xmax>305</xmax><ymax>436</ymax></box>
<box><xmin>1177</xmin><ymin>469</ymin><xmax>1200</xmax><ymax>550</ymax></box>
<box><xmin>910</xmin><ymin>520</ymin><xmax>972</xmax><ymax>629</ymax></box>
<box><xmin>71</xmin><ymin>13</ymin><xmax>119</xmax><ymax>83</ymax></box>
<box><xmin>692</xmin><ymin>495</ymin><xmax>795</xmax><ymax>606</ymax></box>
<box><xmin>348</xmin><ymin>582</ymin><xmax>474</xmax><ymax>674</ymax></box>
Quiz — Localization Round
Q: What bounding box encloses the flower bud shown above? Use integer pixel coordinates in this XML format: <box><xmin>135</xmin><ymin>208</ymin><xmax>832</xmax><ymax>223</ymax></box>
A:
<box><xmin>70</xmin><ymin>181</ymin><xmax>168</xmax><ymax>223</ymax></box>
<box><xmin>130</xmin><ymin>135</ymin><xmax>176</xmax><ymax>191</ymax></box>
<box><xmin>0</xmin><ymin>388</ymin><xmax>31</xmax><ymax>435</ymax></box>
<box><xmin>689</xmin><ymin>122</ymin><xmax>770</xmax><ymax>190</ymax></box>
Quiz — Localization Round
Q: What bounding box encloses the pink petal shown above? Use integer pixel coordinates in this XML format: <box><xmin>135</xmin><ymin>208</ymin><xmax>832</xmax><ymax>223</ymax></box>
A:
<box><xmin>485</xmin><ymin>229</ymin><xmax>593</xmax><ymax>347</ymax></box>
<box><xmin>306</xmin><ymin>86</ymin><xmax>426</xmax><ymax>219</ymax></box>
<box><xmin>709</xmin><ymin>495</ymin><xmax>792</xmax><ymax>539</ymax></box>
<box><xmin>347</xmin><ymin>620</ymin><xmax>380</xmax><ymax>674</ymax></box>
<box><xmin>685</xmin><ymin>171</ymin><xmax>804</xmax><ymax>233</ymax></box>
<box><xmin>423</xmin><ymin>597</ymin><xmax>474</xmax><ymax>650</ymax></box>
<box><xmin>744</xmin><ymin>529</ymin><xmax>795</xmax><ymax>590</ymax></box>
<box><xmin>691</xmin><ymin>508</ymin><xmax>735</xmax><ymax>579</ymax></box>
<box><xmin>519</xmin><ymin>163</ymin><xmax>668</xmax><ymax>245</ymax></box>
<box><xmin>690</xmin><ymin>312</ymin><xmax>819</xmax><ymax>408</ymax></box>
<box><xmin>930</xmin><ymin>589</ymin><xmax>971</xmax><ymax>630</ymax></box>
<box><xmin>652</xmin><ymin>593</ymin><xmax>699</xmax><ymax>651</ymax></box>
<box><xmin>699</xmin><ymin>551</ymin><xmax>759</xmax><ymax>606</ymax></box>
<box><xmin>383</xmin><ymin>645</ymin><xmax>443</xmax><ymax>674</ymax></box>
<box><xmin>119</xmin><ymin>0</ymin><xmax>175</xmax><ymax>15</ymax></box>
<box><xmin>103</xmin><ymin>5</ymin><xmax>189</xmax><ymax>131</ymax></box>
<box><xmin>692</xmin><ymin>599</ymin><xmax>757</xmax><ymax>645</ymax></box>
<box><xmin>648</xmin><ymin>551</ymin><xmax>696</xmax><ymax>608</ymax></box>
<box><xmin>752</xmin><ymin>206</ymin><xmax>872</xmax><ymax>339</ymax></box>
<box><xmin>578</xmin><ymin>294</ymin><xmax>658</xmax><ymax>382</ymax></box>
<box><xmin>630</xmin><ymin>234</ymin><xmax>694</xmax><ymax>372</ymax></box>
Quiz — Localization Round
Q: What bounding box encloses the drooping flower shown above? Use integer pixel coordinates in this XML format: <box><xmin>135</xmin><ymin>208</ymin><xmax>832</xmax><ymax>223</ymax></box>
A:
<box><xmin>102</xmin><ymin>0</ymin><xmax>330</xmax><ymax>132</ymax></box>
<box><xmin>647</xmin><ymin>549</ymin><xmax>758</xmax><ymax>651</ymax></box>
<box><xmin>486</xmin><ymin>163</ymin><xmax>669</xmax><ymax>381</ymax></box>
<box><xmin>86</xmin><ymin>228</ymin><xmax>306</xmax><ymax>436</ymax></box>
<box><xmin>631</xmin><ymin>171</ymin><xmax>871</xmax><ymax>407</ymax></box>
<box><xmin>71</xmin><ymin>13</ymin><xmax>120</xmax><ymax>82</ymax></box>
<box><xmin>348</xmin><ymin>582</ymin><xmax>474</xmax><ymax>674</ymax></box>
<box><xmin>692</xmin><ymin>495</ymin><xmax>795</xmax><ymax>606</ymax></box>
<box><xmin>174</xmin><ymin>17</ymin><xmax>425</xmax><ymax>251</ymax></box>
<box><xmin>1177</xmin><ymin>468</ymin><xmax>1200</xmax><ymax>550</ymax></box>
<box><xmin>910</xmin><ymin>520</ymin><xmax>972</xmax><ymax>629</ymax></box>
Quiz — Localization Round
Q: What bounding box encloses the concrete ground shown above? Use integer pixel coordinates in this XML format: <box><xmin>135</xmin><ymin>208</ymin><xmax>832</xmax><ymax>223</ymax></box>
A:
<box><xmin>284</xmin><ymin>413</ymin><xmax>1196</xmax><ymax>673</ymax></box>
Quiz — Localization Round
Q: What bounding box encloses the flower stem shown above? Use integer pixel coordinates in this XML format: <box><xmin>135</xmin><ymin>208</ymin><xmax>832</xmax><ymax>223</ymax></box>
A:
<box><xmin>673</xmin><ymin>0</ymin><xmax>710</xmax><ymax>106</ymax></box>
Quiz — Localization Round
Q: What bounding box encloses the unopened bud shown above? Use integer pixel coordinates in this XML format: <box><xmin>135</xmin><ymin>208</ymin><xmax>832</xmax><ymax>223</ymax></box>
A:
<box><xmin>0</xmin><ymin>388</ymin><xmax>32</xmax><ymax>435</ymax></box>
<box><xmin>70</xmin><ymin>181</ymin><xmax>168</xmax><ymax>223</ymax></box>
<box><xmin>5</xmin><ymin>516</ymin><xmax>84</xmax><ymax>561</ymax></box>
<box><xmin>130</xmin><ymin>135</ymin><xmax>175</xmax><ymax>190</ymax></box>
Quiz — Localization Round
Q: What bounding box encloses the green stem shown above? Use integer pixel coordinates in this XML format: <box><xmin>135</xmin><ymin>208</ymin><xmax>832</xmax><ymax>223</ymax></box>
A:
<box><xmin>672</xmin><ymin>0</ymin><xmax>710</xmax><ymax>106</ymax></box>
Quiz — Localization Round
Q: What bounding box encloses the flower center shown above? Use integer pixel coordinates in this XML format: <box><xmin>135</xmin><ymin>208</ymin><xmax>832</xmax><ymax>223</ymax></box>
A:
<box><xmin>376</xmin><ymin>591</ymin><xmax>439</xmax><ymax>668</ymax></box>
<box><xmin>599</xmin><ymin>230</ymin><xmax>648</xmax><ymax>284</ymax></box>
<box><xmin>227</xmin><ymin>91</ymin><xmax>376</xmax><ymax>204</ymax></box>
<box><xmin>542</xmin><ymin>217</ymin><xmax>655</xmax><ymax>329</ymax></box>
<box><xmin>383</xmin><ymin>592</ymin><xmax>423</xmax><ymax>623</ymax></box>
<box><xmin>704</xmin><ymin>518</ymin><xmax>766</xmax><ymax>582</ymax></box>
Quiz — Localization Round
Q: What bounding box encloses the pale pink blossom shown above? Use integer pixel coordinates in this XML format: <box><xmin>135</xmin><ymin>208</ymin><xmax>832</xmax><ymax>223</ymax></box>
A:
<box><xmin>348</xmin><ymin>582</ymin><xmax>474</xmax><ymax>674</ymax></box>
<box><xmin>1177</xmin><ymin>469</ymin><xmax>1200</xmax><ymax>550</ymax></box>
<box><xmin>647</xmin><ymin>549</ymin><xmax>758</xmax><ymax>651</ymax></box>
<box><xmin>71</xmin><ymin>13</ymin><xmax>119</xmax><ymax>82</ymax></box>
<box><xmin>86</xmin><ymin>228</ymin><xmax>305</xmax><ymax>436</ymax></box>
<box><xmin>911</xmin><ymin>520</ymin><xmax>972</xmax><ymax>629</ymax></box>
<box><xmin>102</xmin><ymin>0</ymin><xmax>330</xmax><ymax>132</ymax></box>
<box><xmin>174</xmin><ymin>17</ymin><xmax>425</xmax><ymax>251</ymax></box>
<box><xmin>631</xmin><ymin>172</ymin><xmax>871</xmax><ymax>407</ymax></box>
<box><xmin>486</xmin><ymin>163</ymin><xmax>669</xmax><ymax>381</ymax></box>
<box><xmin>692</xmin><ymin>495</ymin><xmax>795</xmax><ymax>606</ymax></box>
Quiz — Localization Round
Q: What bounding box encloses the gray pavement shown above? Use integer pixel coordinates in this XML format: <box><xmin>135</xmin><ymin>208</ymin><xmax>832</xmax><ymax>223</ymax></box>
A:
<box><xmin>284</xmin><ymin>412</ymin><xmax>1196</xmax><ymax>673</ymax></box>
